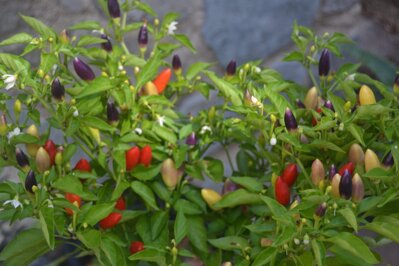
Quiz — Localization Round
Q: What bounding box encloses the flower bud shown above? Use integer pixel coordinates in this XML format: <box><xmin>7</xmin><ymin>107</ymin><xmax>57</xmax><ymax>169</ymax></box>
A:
<box><xmin>0</xmin><ymin>114</ymin><xmax>7</xmax><ymax>136</ymax></box>
<box><xmin>304</xmin><ymin>87</ymin><xmax>318</xmax><ymax>110</ymax></box>
<box><xmin>359</xmin><ymin>85</ymin><xmax>376</xmax><ymax>105</ymax></box>
<box><xmin>161</xmin><ymin>158</ymin><xmax>180</xmax><ymax>191</ymax></box>
<box><xmin>365</xmin><ymin>149</ymin><xmax>381</xmax><ymax>172</ymax></box>
<box><xmin>243</xmin><ymin>89</ymin><xmax>252</xmax><ymax>106</ymax></box>
<box><xmin>73</xmin><ymin>57</ymin><xmax>95</xmax><ymax>81</ymax></box>
<box><xmin>311</xmin><ymin>159</ymin><xmax>325</xmax><ymax>186</ymax></box>
<box><xmin>284</xmin><ymin>108</ymin><xmax>298</xmax><ymax>132</ymax></box>
<box><xmin>324</xmin><ymin>100</ymin><xmax>335</xmax><ymax>112</ymax></box>
<box><xmin>226</xmin><ymin>60</ymin><xmax>236</xmax><ymax>76</ymax></box>
<box><xmin>352</xmin><ymin>173</ymin><xmax>364</xmax><ymax>203</ymax></box>
<box><xmin>51</xmin><ymin>78</ymin><xmax>65</xmax><ymax>101</ymax></box>
<box><xmin>331</xmin><ymin>173</ymin><xmax>341</xmax><ymax>198</ymax></box>
<box><xmin>318</xmin><ymin>48</ymin><xmax>330</xmax><ymax>77</ymax></box>
<box><xmin>107</xmin><ymin>102</ymin><xmax>119</xmax><ymax>125</ymax></box>
<box><xmin>26</xmin><ymin>125</ymin><xmax>40</xmax><ymax>157</ymax></box>
<box><xmin>394</xmin><ymin>74</ymin><xmax>399</xmax><ymax>95</ymax></box>
<box><xmin>222</xmin><ymin>179</ymin><xmax>238</xmax><ymax>195</ymax></box>
<box><xmin>107</xmin><ymin>0</ymin><xmax>121</xmax><ymax>18</ymax></box>
<box><xmin>300</xmin><ymin>134</ymin><xmax>309</xmax><ymax>144</ymax></box>
<box><xmin>138</xmin><ymin>24</ymin><xmax>148</xmax><ymax>50</ymax></box>
<box><xmin>260</xmin><ymin>238</ymin><xmax>273</xmax><ymax>247</ymax></box>
<box><xmin>16</xmin><ymin>148</ymin><xmax>29</xmax><ymax>169</ymax></box>
<box><xmin>295</xmin><ymin>99</ymin><xmax>306</xmax><ymax>109</ymax></box>
<box><xmin>315</xmin><ymin>202</ymin><xmax>327</xmax><ymax>217</ymax></box>
<box><xmin>348</xmin><ymin>143</ymin><xmax>364</xmax><ymax>166</ymax></box>
<box><xmin>382</xmin><ymin>151</ymin><xmax>394</xmax><ymax>168</ymax></box>
<box><xmin>186</xmin><ymin>132</ymin><xmax>197</xmax><ymax>146</ymax></box>
<box><xmin>329</xmin><ymin>164</ymin><xmax>337</xmax><ymax>180</ymax></box>
<box><xmin>59</xmin><ymin>29</ymin><xmax>69</xmax><ymax>44</ymax></box>
<box><xmin>172</xmin><ymin>54</ymin><xmax>182</xmax><ymax>75</ymax></box>
<box><xmin>100</xmin><ymin>34</ymin><xmax>113</xmax><ymax>52</ymax></box>
<box><xmin>36</xmin><ymin>147</ymin><xmax>51</xmax><ymax>173</ymax></box>
<box><xmin>55</xmin><ymin>151</ymin><xmax>63</xmax><ymax>166</ymax></box>
<box><xmin>89</xmin><ymin>127</ymin><xmax>101</xmax><ymax>145</ymax></box>
<box><xmin>143</xmin><ymin>81</ymin><xmax>158</xmax><ymax>96</ymax></box>
<box><xmin>201</xmin><ymin>188</ymin><xmax>222</xmax><ymax>210</ymax></box>
<box><xmin>339</xmin><ymin>170</ymin><xmax>352</xmax><ymax>199</ymax></box>
<box><xmin>25</xmin><ymin>170</ymin><xmax>37</xmax><ymax>193</ymax></box>
<box><xmin>14</xmin><ymin>99</ymin><xmax>22</xmax><ymax>120</ymax></box>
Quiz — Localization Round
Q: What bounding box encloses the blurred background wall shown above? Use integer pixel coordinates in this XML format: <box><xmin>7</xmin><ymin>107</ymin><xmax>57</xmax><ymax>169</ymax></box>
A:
<box><xmin>0</xmin><ymin>0</ymin><xmax>399</xmax><ymax>265</ymax></box>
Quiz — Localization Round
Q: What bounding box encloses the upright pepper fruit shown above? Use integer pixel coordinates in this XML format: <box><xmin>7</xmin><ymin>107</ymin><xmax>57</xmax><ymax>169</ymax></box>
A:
<box><xmin>16</xmin><ymin>148</ymin><xmax>29</xmax><ymax>170</ymax></box>
<box><xmin>364</xmin><ymin>149</ymin><xmax>380</xmax><ymax>172</ymax></box>
<box><xmin>115</xmin><ymin>197</ymin><xmax>126</xmax><ymax>211</ymax></box>
<box><xmin>73</xmin><ymin>57</ymin><xmax>95</xmax><ymax>81</ymax></box>
<box><xmin>99</xmin><ymin>212</ymin><xmax>122</xmax><ymax>229</ymax></box>
<box><xmin>338</xmin><ymin>162</ymin><xmax>354</xmax><ymax>176</ymax></box>
<box><xmin>339</xmin><ymin>170</ymin><xmax>352</xmax><ymax>199</ymax></box>
<box><xmin>126</xmin><ymin>146</ymin><xmax>140</xmax><ymax>171</ymax></box>
<box><xmin>318</xmin><ymin>48</ymin><xmax>330</xmax><ymax>77</ymax></box>
<box><xmin>25</xmin><ymin>124</ymin><xmax>40</xmax><ymax>157</ymax></box>
<box><xmin>44</xmin><ymin>139</ymin><xmax>57</xmax><ymax>166</ymax></box>
<box><xmin>65</xmin><ymin>193</ymin><xmax>81</xmax><ymax>215</ymax></box>
<box><xmin>153</xmin><ymin>68</ymin><xmax>172</xmax><ymax>94</ymax></box>
<box><xmin>281</xmin><ymin>163</ymin><xmax>298</xmax><ymax>187</ymax></box>
<box><xmin>139</xmin><ymin>145</ymin><xmax>152</xmax><ymax>167</ymax></box>
<box><xmin>107</xmin><ymin>0</ymin><xmax>121</xmax><ymax>19</ymax></box>
<box><xmin>275</xmin><ymin>176</ymin><xmax>290</xmax><ymax>206</ymax></box>
<box><xmin>74</xmin><ymin>158</ymin><xmax>91</xmax><ymax>172</ymax></box>
<box><xmin>359</xmin><ymin>85</ymin><xmax>376</xmax><ymax>105</ymax></box>
<box><xmin>130</xmin><ymin>241</ymin><xmax>145</xmax><ymax>254</ymax></box>
<box><xmin>225</xmin><ymin>59</ymin><xmax>236</xmax><ymax>76</ymax></box>
<box><xmin>284</xmin><ymin>108</ymin><xmax>298</xmax><ymax>132</ymax></box>
<box><xmin>172</xmin><ymin>54</ymin><xmax>182</xmax><ymax>75</ymax></box>
<box><xmin>51</xmin><ymin>78</ymin><xmax>65</xmax><ymax>101</ymax></box>
<box><xmin>25</xmin><ymin>170</ymin><xmax>37</xmax><ymax>193</ymax></box>
<box><xmin>36</xmin><ymin>147</ymin><xmax>51</xmax><ymax>173</ymax></box>
<box><xmin>100</xmin><ymin>34</ymin><xmax>113</xmax><ymax>52</ymax></box>
<box><xmin>201</xmin><ymin>188</ymin><xmax>222</xmax><ymax>210</ymax></box>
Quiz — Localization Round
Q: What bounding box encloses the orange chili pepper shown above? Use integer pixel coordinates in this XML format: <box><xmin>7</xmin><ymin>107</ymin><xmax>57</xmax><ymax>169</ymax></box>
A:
<box><xmin>153</xmin><ymin>68</ymin><xmax>172</xmax><ymax>94</ymax></box>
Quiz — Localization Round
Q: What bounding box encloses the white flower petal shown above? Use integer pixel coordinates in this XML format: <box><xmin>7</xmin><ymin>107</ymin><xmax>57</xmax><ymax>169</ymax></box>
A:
<box><xmin>157</xmin><ymin>116</ymin><xmax>166</xmax><ymax>127</ymax></box>
<box><xmin>134</xmin><ymin>128</ymin><xmax>143</xmax><ymax>135</ymax></box>
<box><xmin>270</xmin><ymin>137</ymin><xmax>277</xmax><ymax>146</ymax></box>
<box><xmin>73</xmin><ymin>110</ymin><xmax>79</xmax><ymax>117</ymax></box>
<box><xmin>168</xmin><ymin>21</ymin><xmax>178</xmax><ymax>35</ymax></box>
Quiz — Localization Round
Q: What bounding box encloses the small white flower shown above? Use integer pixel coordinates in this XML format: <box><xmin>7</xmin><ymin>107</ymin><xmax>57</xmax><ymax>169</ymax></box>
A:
<box><xmin>3</xmin><ymin>199</ymin><xmax>22</xmax><ymax>209</ymax></box>
<box><xmin>157</xmin><ymin>115</ymin><xmax>166</xmax><ymax>127</ymax></box>
<box><xmin>7</xmin><ymin>127</ymin><xmax>21</xmax><ymax>141</ymax></box>
<box><xmin>254</xmin><ymin>67</ymin><xmax>261</xmax><ymax>73</ymax></box>
<box><xmin>251</xmin><ymin>96</ymin><xmax>259</xmax><ymax>105</ymax></box>
<box><xmin>118</xmin><ymin>64</ymin><xmax>124</xmax><ymax>71</ymax></box>
<box><xmin>294</xmin><ymin>238</ymin><xmax>300</xmax><ymax>245</ymax></box>
<box><xmin>167</xmin><ymin>21</ymin><xmax>178</xmax><ymax>35</ymax></box>
<box><xmin>2</xmin><ymin>74</ymin><xmax>17</xmax><ymax>90</ymax></box>
<box><xmin>303</xmin><ymin>239</ymin><xmax>309</xmax><ymax>245</ymax></box>
<box><xmin>345</xmin><ymin>74</ymin><xmax>356</xmax><ymax>81</ymax></box>
<box><xmin>270</xmin><ymin>136</ymin><xmax>277</xmax><ymax>146</ymax></box>
<box><xmin>134</xmin><ymin>128</ymin><xmax>143</xmax><ymax>135</ymax></box>
<box><xmin>200</xmin><ymin>125</ymin><xmax>212</xmax><ymax>135</ymax></box>
<box><xmin>73</xmin><ymin>109</ymin><xmax>79</xmax><ymax>117</ymax></box>
<box><xmin>47</xmin><ymin>201</ymin><xmax>54</xmax><ymax>208</ymax></box>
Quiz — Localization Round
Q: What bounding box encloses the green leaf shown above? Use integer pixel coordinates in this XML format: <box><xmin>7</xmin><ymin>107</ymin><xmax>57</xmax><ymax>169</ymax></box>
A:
<box><xmin>128</xmin><ymin>249</ymin><xmax>166</xmax><ymax>265</ymax></box>
<box><xmin>354</xmin><ymin>104</ymin><xmax>391</xmax><ymax>121</ymax></box>
<box><xmin>69</xmin><ymin>20</ymin><xmax>102</xmax><ymax>30</ymax></box>
<box><xmin>205</xmin><ymin>71</ymin><xmax>242</xmax><ymax>105</ymax></box>
<box><xmin>0</xmin><ymin>33</ymin><xmax>33</xmax><ymax>46</ymax></box>
<box><xmin>338</xmin><ymin>207</ymin><xmax>358</xmax><ymax>232</ymax></box>
<box><xmin>0</xmin><ymin>228</ymin><xmax>50</xmax><ymax>266</ymax></box>
<box><xmin>131</xmin><ymin>181</ymin><xmax>158</xmax><ymax>210</ymax></box>
<box><xmin>130</xmin><ymin>164</ymin><xmax>161</xmax><ymax>181</ymax></box>
<box><xmin>111</xmin><ymin>180</ymin><xmax>130</xmax><ymax>201</ymax></box>
<box><xmin>311</xmin><ymin>240</ymin><xmax>325</xmax><ymax>266</ymax></box>
<box><xmin>83</xmin><ymin>116</ymin><xmax>116</xmax><ymax>132</ymax></box>
<box><xmin>173</xmin><ymin>34</ymin><xmax>196</xmax><ymax>53</ymax></box>
<box><xmin>20</xmin><ymin>15</ymin><xmax>56</xmax><ymax>38</ymax></box>
<box><xmin>327</xmin><ymin>232</ymin><xmax>378</xmax><ymax>264</ymax></box>
<box><xmin>77</xmin><ymin>36</ymin><xmax>106</xmax><ymax>47</ymax></box>
<box><xmin>39</xmin><ymin>206</ymin><xmax>55</xmax><ymax>249</ymax></box>
<box><xmin>77</xmin><ymin>229</ymin><xmax>101</xmax><ymax>249</ymax></box>
<box><xmin>363</xmin><ymin>167</ymin><xmax>395</xmax><ymax>182</ymax></box>
<box><xmin>0</xmin><ymin>53</ymin><xmax>30</xmax><ymax>74</ymax></box>
<box><xmin>101</xmin><ymin>236</ymin><xmax>127</xmax><ymax>266</ymax></box>
<box><xmin>308</xmin><ymin>140</ymin><xmax>345</xmax><ymax>153</ymax></box>
<box><xmin>252</xmin><ymin>247</ymin><xmax>277</xmax><ymax>266</ymax></box>
<box><xmin>208</xmin><ymin>236</ymin><xmax>249</xmax><ymax>251</ymax></box>
<box><xmin>260</xmin><ymin>195</ymin><xmax>287</xmax><ymax>217</ymax></box>
<box><xmin>136</xmin><ymin>53</ymin><xmax>162</xmax><ymax>90</ymax></box>
<box><xmin>187</xmin><ymin>216</ymin><xmax>208</xmax><ymax>253</ymax></box>
<box><xmin>40</xmin><ymin>52</ymin><xmax>58</xmax><ymax>74</ymax></box>
<box><xmin>174</xmin><ymin>199</ymin><xmax>203</xmax><ymax>215</ymax></box>
<box><xmin>203</xmin><ymin>158</ymin><xmax>224</xmax><ymax>182</ymax></box>
<box><xmin>52</xmin><ymin>175</ymin><xmax>97</xmax><ymax>200</ymax></box>
<box><xmin>283</xmin><ymin>51</ymin><xmax>303</xmax><ymax>62</ymax></box>
<box><xmin>76</xmin><ymin>76</ymin><xmax>113</xmax><ymax>98</ymax></box>
<box><xmin>124</xmin><ymin>54</ymin><xmax>146</xmax><ymax>68</ymax></box>
<box><xmin>83</xmin><ymin>203</ymin><xmax>115</xmax><ymax>226</ymax></box>
<box><xmin>186</xmin><ymin>62</ymin><xmax>211</xmax><ymax>81</ymax></box>
<box><xmin>135</xmin><ymin>1</ymin><xmax>157</xmax><ymax>16</ymax></box>
<box><xmin>346</xmin><ymin>124</ymin><xmax>365</xmax><ymax>146</ymax></box>
<box><xmin>174</xmin><ymin>211</ymin><xmax>187</xmax><ymax>244</ymax></box>
<box><xmin>151</xmin><ymin>211</ymin><xmax>168</xmax><ymax>240</ymax></box>
<box><xmin>363</xmin><ymin>221</ymin><xmax>399</xmax><ymax>243</ymax></box>
<box><xmin>230</xmin><ymin>177</ymin><xmax>264</xmax><ymax>192</ymax></box>
<box><xmin>154</xmin><ymin>125</ymin><xmax>177</xmax><ymax>143</ymax></box>
<box><xmin>62</xmin><ymin>144</ymin><xmax>77</xmax><ymax>163</ymax></box>
<box><xmin>213</xmin><ymin>189</ymin><xmax>261</xmax><ymax>209</ymax></box>
<box><xmin>10</xmin><ymin>133</ymin><xmax>39</xmax><ymax>145</ymax></box>
<box><xmin>264</xmin><ymin>85</ymin><xmax>293</xmax><ymax>119</ymax></box>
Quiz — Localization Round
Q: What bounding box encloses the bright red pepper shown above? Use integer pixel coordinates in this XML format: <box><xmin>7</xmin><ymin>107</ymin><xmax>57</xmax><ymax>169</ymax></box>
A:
<box><xmin>65</xmin><ymin>193</ymin><xmax>81</xmax><ymax>216</ymax></box>
<box><xmin>129</xmin><ymin>241</ymin><xmax>145</xmax><ymax>254</ymax></box>
<box><xmin>44</xmin><ymin>140</ymin><xmax>57</xmax><ymax>166</ymax></box>
<box><xmin>338</xmin><ymin>162</ymin><xmax>354</xmax><ymax>176</ymax></box>
<box><xmin>139</xmin><ymin>145</ymin><xmax>152</xmax><ymax>167</ymax></box>
<box><xmin>281</xmin><ymin>163</ymin><xmax>298</xmax><ymax>187</ymax></box>
<box><xmin>311</xmin><ymin>108</ymin><xmax>322</xmax><ymax>126</ymax></box>
<box><xmin>153</xmin><ymin>68</ymin><xmax>171</xmax><ymax>94</ymax></box>
<box><xmin>99</xmin><ymin>212</ymin><xmax>122</xmax><ymax>229</ymax></box>
<box><xmin>115</xmin><ymin>197</ymin><xmax>126</xmax><ymax>211</ymax></box>
<box><xmin>74</xmin><ymin>158</ymin><xmax>91</xmax><ymax>172</ymax></box>
<box><xmin>275</xmin><ymin>176</ymin><xmax>290</xmax><ymax>206</ymax></box>
<box><xmin>126</xmin><ymin>147</ymin><xmax>140</xmax><ymax>171</ymax></box>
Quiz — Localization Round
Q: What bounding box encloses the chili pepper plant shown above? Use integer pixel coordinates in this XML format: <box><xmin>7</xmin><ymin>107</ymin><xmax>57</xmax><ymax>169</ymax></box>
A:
<box><xmin>0</xmin><ymin>1</ymin><xmax>399</xmax><ymax>265</ymax></box>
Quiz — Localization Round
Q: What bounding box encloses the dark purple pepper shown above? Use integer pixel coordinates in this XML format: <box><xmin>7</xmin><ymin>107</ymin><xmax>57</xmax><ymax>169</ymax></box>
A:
<box><xmin>339</xmin><ymin>169</ymin><xmax>352</xmax><ymax>199</ymax></box>
<box><xmin>186</xmin><ymin>132</ymin><xmax>197</xmax><ymax>146</ymax></box>
<box><xmin>295</xmin><ymin>99</ymin><xmax>306</xmax><ymax>109</ymax></box>
<box><xmin>318</xmin><ymin>48</ymin><xmax>330</xmax><ymax>77</ymax></box>
<box><xmin>315</xmin><ymin>202</ymin><xmax>327</xmax><ymax>217</ymax></box>
<box><xmin>138</xmin><ymin>24</ymin><xmax>148</xmax><ymax>49</ymax></box>
<box><xmin>172</xmin><ymin>54</ymin><xmax>182</xmax><ymax>72</ymax></box>
<box><xmin>324</xmin><ymin>100</ymin><xmax>335</xmax><ymax>112</ymax></box>
<box><xmin>222</xmin><ymin>179</ymin><xmax>238</xmax><ymax>195</ymax></box>
<box><xmin>25</xmin><ymin>170</ymin><xmax>37</xmax><ymax>193</ymax></box>
<box><xmin>107</xmin><ymin>0</ymin><xmax>120</xmax><ymax>18</ymax></box>
<box><xmin>284</xmin><ymin>108</ymin><xmax>298</xmax><ymax>132</ymax></box>
<box><xmin>73</xmin><ymin>57</ymin><xmax>95</xmax><ymax>81</ymax></box>
<box><xmin>226</xmin><ymin>60</ymin><xmax>236</xmax><ymax>76</ymax></box>
<box><xmin>107</xmin><ymin>102</ymin><xmax>119</xmax><ymax>124</ymax></box>
<box><xmin>16</xmin><ymin>148</ymin><xmax>29</xmax><ymax>168</ymax></box>
<box><xmin>51</xmin><ymin>78</ymin><xmax>65</xmax><ymax>100</ymax></box>
<box><xmin>100</xmin><ymin>34</ymin><xmax>113</xmax><ymax>52</ymax></box>
<box><xmin>329</xmin><ymin>164</ymin><xmax>337</xmax><ymax>180</ymax></box>
<box><xmin>382</xmin><ymin>151</ymin><xmax>394</xmax><ymax>167</ymax></box>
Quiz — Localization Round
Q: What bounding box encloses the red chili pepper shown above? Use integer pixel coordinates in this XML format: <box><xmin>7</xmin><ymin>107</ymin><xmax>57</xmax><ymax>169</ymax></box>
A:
<box><xmin>65</xmin><ymin>193</ymin><xmax>81</xmax><ymax>216</ymax></box>
<box><xmin>338</xmin><ymin>162</ymin><xmax>354</xmax><ymax>176</ymax></box>
<box><xmin>153</xmin><ymin>68</ymin><xmax>171</xmax><ymax>94</ymax></box>
<box><xmin>115</xmin><ymin>197</ymin><xmax>126</xmax><ymax>211</ymax></box>
<box><xmin>129</xmin><ymin>241</ymin><xmax>145</xmax><ymax>254</ymax></box>
<box><xmin>126</xmin><ymin>147</ymin><xmax>140</xmax><ymax>171</ymax></box>
<box><xmin>281</xmin><ymin>163</ymin><xmax>298</xmax><ymax>187</ymax></box>
<box><xmin>275</xmin><ymin>176</ymin><xmax>290</xmax><ymax>206</ymax></box>
<box><xmin>74</xmin><ymin>158</ymin><xmax>91</xmax><ymax>172</ymax></box>
<box><xmin>44</xmin><ymin>140</ymin><xmax>57</xmax><ymax>166</ymax></box>
<box><xmin>311</xmin><ymin>108</ymin><xmax>322</xmax><ymax>126</ymax></box>
<box><xmin>99</xmin><ymin>212</ymin><xmax>122</xmax><ymax>229</ymax></box>
<box><xmin>139</xmin><ymin>145</ymin><xmax>152</xmax><ymax>167</ymax></box>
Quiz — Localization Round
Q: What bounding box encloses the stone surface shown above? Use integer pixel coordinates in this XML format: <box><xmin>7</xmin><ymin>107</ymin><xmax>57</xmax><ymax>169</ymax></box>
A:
<box><xmin>203</xmin><ymin>0</ymin><xmax>320</xmax><ymax>66</ymax></box>
<box><xmin>320</xmin><ymin>0</ymin><xmax>358</xmax><ymax>15</ymax></box>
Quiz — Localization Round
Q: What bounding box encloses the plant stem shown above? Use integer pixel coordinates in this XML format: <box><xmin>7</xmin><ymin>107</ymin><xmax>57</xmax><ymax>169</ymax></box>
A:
<box><xmin>223</xmin><ymin>144</ymin><xmax>234</xmax><ymax>172</ymax></box>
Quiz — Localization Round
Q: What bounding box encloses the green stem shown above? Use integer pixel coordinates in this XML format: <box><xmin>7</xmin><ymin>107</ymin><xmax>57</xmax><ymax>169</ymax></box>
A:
<box><xmin>222</xmin><ymin>144</ymin><xmax>235</xmax><ymax>172</ymax></box>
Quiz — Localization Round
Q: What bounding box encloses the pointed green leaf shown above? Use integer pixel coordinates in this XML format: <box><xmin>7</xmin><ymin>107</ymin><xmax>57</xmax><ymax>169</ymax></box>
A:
<box><xmin>131</xmin><ymin>181</ymin><xmax>158</xmax><ymax>210</ymax></box>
